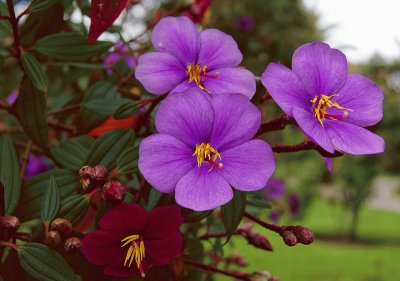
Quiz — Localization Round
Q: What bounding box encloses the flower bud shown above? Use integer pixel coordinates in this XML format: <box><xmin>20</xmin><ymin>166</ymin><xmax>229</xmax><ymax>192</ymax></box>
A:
<box><xmin>79</xmin><ymin>166</ymin><xmax>92</xmax><ymax>179</ymax></box>
<box><xmin>250</xmin><ymin>271</ymin><xmax>272</xmax><ymax>281</ymax></box>
<box><xmin>240</xmin><ymin>229</ymin><xmax>273</xmax><ymax>251</ymax></box>
<box><xmin>1</xmin><ymin>215</ymin><xmax>20</xmax><ymax>239</ymax></box>
<box><xmin>45</xmin><ymin>230</ymin><xmax>62</xmax><ymax>247</ymax></box>
<box><xmin>293</xmin><ymin>225</ymin><xmax>314</xmax><ymax>245</ymax></box>
<box><xmin>64</xmin><ymin>237</ymin><xmax>82</xmax><ymax>254</ymax></box>
<box><xmin>281</xmin><ymin>231</ymin><xmax>297</xmax><ymax>246</ymax></box>
<box><xmin>227</xmin><ymin>251</ymin><xmax>248</xmax><ymax>267</ymax></box>
<box><xmin>80</xmin><ymin>178</ymin><xmax>92</xmax><ymax>193</ymax></box>
<box><xmin>50</xmin><ymin>218</ymin><xmax>72</xmax><ymax>238</ymax></box>
<box><xmin>90</xmin><ymin>165</ymin><xmax>109</xmax><ymax>188</ymax></box>
<box><xmin>101</xmin><ymin>181</ymin><xmax>126</xmax><ymax>204</ymax></box>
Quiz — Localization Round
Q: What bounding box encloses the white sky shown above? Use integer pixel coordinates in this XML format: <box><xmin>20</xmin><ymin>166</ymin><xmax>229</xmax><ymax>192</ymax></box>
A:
<box><xmin>304</xmin><ymin>0</ymin><xmax>400</xmax><ymax>62</ymax></box>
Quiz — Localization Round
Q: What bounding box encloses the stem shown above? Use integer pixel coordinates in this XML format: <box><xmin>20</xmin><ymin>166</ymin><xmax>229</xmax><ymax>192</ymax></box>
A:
<box><xmin>198</xmin><ymin>232</ymin><xmax>239</xmax><ymax>240</ymax></box>
<box><xmin>168</xmin><ymin>263</ymin><xmax>180</xmax><ymax>281</ymax></box>
<box><xmin>46</xmin><ymin>104</ymin><xmax>80</xmax><ymax>116</ymax></box>
<box><xmin>256</xmin><ymin>114</ymin><xmax>294</xmax><ymax>136</ymax></box>
<box><xmin>272</xmin><ymin>140</ymin><xmax>343</xmax><ymax>158</ymax></box>
<box><xmin>244</xmin><ymin>212</ymin><xmax>283</xmax><ymax>234</ymax></box>
<box><xmin>47</xmin><ymin>119</ymin><xmax>77</xmax><ymax>134</ymax></box>
<box><xmin>20</xmin><ymin>141</ymin><xmax>32</xmax><ymax>179</ymax></box>
<box><xmin>185</xmin><ymin>260</ymin><xmax>251</xmax><ymax>281</ymax></box>
<box><xmin>0</xmin><ymin>241</ymin><xmax>20</xmax><ymax>251</ymax></box>
<box><xmin>16</xmin><ymin>7</ymin><xmax>30</xmax><ymax>21</ymax></box>
<box><xmin>6</xmin><ymin>0</ymin><xmax>22</xmax><ymax>67</ymax></box>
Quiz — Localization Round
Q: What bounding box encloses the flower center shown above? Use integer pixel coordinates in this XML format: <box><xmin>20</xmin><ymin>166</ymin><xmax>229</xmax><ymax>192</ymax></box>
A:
<box><xmin>310</xmin><ymin>94</ymin><xmax>352</xmax><ymax>126</ymax></box>
<box><xmin>187</xmin><ymin>64</ymin><xmax>219</xmax><ymax>94</ymax></box>
<box><xmin>121</xmin><ymin>234</ymin><xmax>146</xmax><ymax>277</ymax></box>
<box><xmin>193</xmin><ymin>143</ymin><xmax>223</xmax><ymax>171</ymax></box>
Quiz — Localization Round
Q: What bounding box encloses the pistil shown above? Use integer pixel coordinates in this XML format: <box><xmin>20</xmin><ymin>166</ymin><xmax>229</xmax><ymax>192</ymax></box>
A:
<box><xmin>193</xmin><ymin>143</ymin><xmax>223</xmax><ymax>171</ymax></box>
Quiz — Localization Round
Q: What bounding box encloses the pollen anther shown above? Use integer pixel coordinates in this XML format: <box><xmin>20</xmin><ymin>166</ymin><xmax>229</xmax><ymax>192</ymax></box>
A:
<box><xmin>121</xmin><ymin>234</ymin><xmax>146</xmax><ymax>277</ymax></box>
<box><xmin>310</xmin><ymin>94</ymin><xmax>352</xmax><ymax>125</ymax></box>
<box><xmin>193</xmin><ymin>143</ymin><xmax>222</xmax><ymax>172</ymax></box>
<box><xmin>187</xmin><ymin>64</ymin><xmax>219</xmax><ymax>94</ymax></box>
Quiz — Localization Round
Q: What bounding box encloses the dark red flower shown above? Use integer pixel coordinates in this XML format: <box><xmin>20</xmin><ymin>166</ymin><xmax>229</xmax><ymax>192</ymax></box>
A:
<box><xmin>182</xmin><ymin>0</ymin><xmax>211</xmax><ymax>23</ymax></box>
<box><xmin>82</xmin><ymin>204</ymin><xmax>184</xmax><ymax>278</ymax></box>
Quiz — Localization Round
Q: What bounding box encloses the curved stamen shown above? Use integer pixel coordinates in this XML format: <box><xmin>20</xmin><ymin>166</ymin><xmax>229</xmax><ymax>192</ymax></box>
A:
<box><xmin>121</xmin><ymin>234</ymin><xmax>146</xmax><ymax>277</ymax></box>
<box><xmin>187</xmin><ymin>64</ymin><xmax>219</xmax><ymax>94</ymax></box>
<box><xmin>193</xmin><ymin>143</ymin><xmax>223</xmax><ymax>172</ymax></box>
<box><xmin>310</xmin><ymin>94</ymin><xmax>352</xmax><ymax>125</ymax></box>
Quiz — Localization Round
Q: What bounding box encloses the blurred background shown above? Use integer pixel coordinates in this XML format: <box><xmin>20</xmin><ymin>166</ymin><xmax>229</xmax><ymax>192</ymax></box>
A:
<box><xmin>1</xmin><ymin>0</ymin><xmax>400</xmax><ymax>280</ymax></box>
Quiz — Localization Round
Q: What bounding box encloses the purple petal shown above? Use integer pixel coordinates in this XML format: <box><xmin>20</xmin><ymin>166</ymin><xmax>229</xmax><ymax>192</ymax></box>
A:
<box><xmin>210</xmin><ymin>93</ymin><xmax>260</xmax><ymax>151</ymax></box>
<box><xmin>202</xmin><ymin>67</ymin><xmax>256</xmax><ymax>98</ymax></box>
<box><xmin>135</xmin><ymin>52</ymin><xmax>186</xmax><ymax>95</ymax></box>
<box><xmin>197</xmin><ymin>28</ymin><xmax>242</xmax><ymax>69</ymax></box>
<box><xmin>264</xmin><ymin>178</ymin><xmax>285</xmax><ymax>201</ymax></box>
<box><xmin>292</xmin><ymin>41</ymin><xmax>348</xmax><ymax>96</ymax></box>
<box><xmin>124</xmin><ymin>55</ymin><xmax>136</xmax><ymax>68</ymax></box>
<box><xmin>261</xmin><ymin>63</ymin><xmax>311</xmax><ymax>116</ymax></box>
<box><xmin>170</xmin><ymin>79</ymin><xmax>198</xmax><ymax>93</ymax></box>
<box><xmin>333</xmin><ymin>74</ymin><xmax>384</xmax><ymax>127</ymax></box>
<box><xmin>155</xmin><ymin>90</ymin><xmax>214</xmax><ymax>146</ymax></box>
<box><xmin>219</xmin><ymin>140</ymin><xmax>275</xmax><ymax>191</ymax></box>
<box><xmin>151</xmin><ymin>16</ymin><xmax>200</xmax><ymax>65</ymax></box>
<box><xmin>323</xmin><ymin>157</ymin><xmax>333</xmax><ymax>172</ymax></box>
<box><xmin>292</xmin><ymin>107</ymin><xmax>334</xmax><ymax>153</ymax></box>
<box><xmin>175</xmin><ymin>165</ymin><xmax>233</xmax><ymax>211</ymax></box>
<box><xmin>103</xmin><ymin>53</ymin><xmax>121</xmax><ymax>68</ymax></box>
<box><xmin>82</xmin><ymin>230</ymin><xmax>121</xmax><ymax>266</ymax></box>
<box><xmin>139</xmin><ymin>134</ymin><xmax>196</xmax><ymax>193</ymax></box>
<box><xmin>324</xmin><ymin>120</ymin><xmax>385</xmax><ymax>155</ymax></box>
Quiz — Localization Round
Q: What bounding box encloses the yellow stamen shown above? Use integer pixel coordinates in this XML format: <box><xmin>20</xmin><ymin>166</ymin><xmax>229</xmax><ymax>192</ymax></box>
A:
<box><xmin>121</xmin><ymin>234</ymin><xmax>146</xmax><ymax>277</ymax></box>
<box><xmin>187</xmin><ymin>64</ymin><xmax>219</xmax><ymax>94</ymax></box>
<box><xmin>310</xmin><ymin>94</ymin><xmax>352</xmax><ymax>126</ymax></box>
<box><xmin>192</xmin><ymin>143</ymin><xmax>223</xmax><ymax>171</ymax></box>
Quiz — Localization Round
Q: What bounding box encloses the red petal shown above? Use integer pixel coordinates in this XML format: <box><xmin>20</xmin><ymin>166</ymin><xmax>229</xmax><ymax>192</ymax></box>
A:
<box><xmin>144</xmin><ymin>205</ymin><xmax>183</xmax><ymax>239</ymax></box>
<box><xmin>145</xmin><ymin>231</ymin><xmax>184</xmax><ymax>266</ymax></box>
<box><xmin>82</xmin><ymin>229</ymin><xmax>122</xmax><ymax>265</ymax></box>
<box><xmin>88</xmin><ymin>0</ymin><xmax>129</xmax><ymax>43</ymax></box>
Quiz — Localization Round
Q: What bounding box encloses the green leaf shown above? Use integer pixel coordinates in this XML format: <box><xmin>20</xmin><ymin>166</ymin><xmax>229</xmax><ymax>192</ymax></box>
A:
<box><xmin>85</xmin><ymin>128</ymin><xmax>135</xmax><ymax>170</ymax></box>
<box><xmin>21</xmin><ymin>52</ymin><xmax>48</xmax><ymax>91</ymax></box>
<box><xmin>16</xmin><ymin>79</ymin><xmax>49</xmax><ymax>148</ymax></box>
<box><xmin>146</xmin><ymin>188</ymin><xmax>162</xmax><ymax>211</ymax></box>
<box><xmin>59</xmin><ymin>194</ymin><xmax>89</xmax><ymax>225</ymax></box>
<box><xmin>247</xmin><ymin>198</ymin><xmax>271</xmax><ymax>209</ymax></box>
<box><xmin>183</xmin><ymin>209</ymin><xmax>213</xmax><ymax>223</ymax></box>
<box><xmin>16</xmin><ymin>169</ymin><xmax>80</xmax><ymax>221</ymax></box>
<box><xmin>83</xmin><ymin>98</ymin><xmax>131</xmax><ymax>115</ymax></box>
<box><xmin>35</xmin><ymin>32</ymin><xmax>112</xmax><ymax>61</ymax></box>
<box><xmin>116</xmin><ymin>146</ymin><xmax>138</xmax><ymax>175</ymax></box>
<box><xmin>114</xmin><ymin>101</ymin><xmax>141</xmax><ymax>119</ymax></box>
<box><xmin>221</xmin><ymin>189</ymin><xmax>246</xmax><ymax>243</ymax></box>
<box><xmin>29</xmin><ymin>0</ymin><xmax>58</xmax><ymax>13</ymax></box>
<box><xmin>41</xmin><ymin>175</ymin><xmax>60</xmax><ymax>223</ymax></box>
<box><xmin>19</xmin><ymin>243</ymin><xmax>80</xmax><ymax>281</ymax></box>
<box><xmin>78</xmin><ymin>81</ymin><xmax>118</xmax><ymax>133</ymax></box>
<box><xmin>0</xmin><ymin>134</ymin><xmax>22</xmax><ymax>215</ymax></box>
<box><xmin>51</xmin><ymin>136</ymin><xmax>94</xmax><ymax>171</ymax></box>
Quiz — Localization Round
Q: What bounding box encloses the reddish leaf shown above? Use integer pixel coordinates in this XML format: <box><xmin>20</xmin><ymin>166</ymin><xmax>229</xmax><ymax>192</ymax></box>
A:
<box><xmin>88</xmin><ymin>0</ymin><xmax>128</xmax><ymax>43</ymax></box>
<box><xmin>88</xmin><ymin>116</ymin><xmax>137</xmax><ymax>137</ymax></box>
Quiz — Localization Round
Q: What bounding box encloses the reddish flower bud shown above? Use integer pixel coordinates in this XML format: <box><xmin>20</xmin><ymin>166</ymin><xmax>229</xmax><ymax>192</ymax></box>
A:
<box><xmin>90</xmin><ymin>165</ymin><xmax>109</xmax><ymax>188</ymax></box>
<box><xmin>281</xmin><ymin>231</ymin><xmax>297</xmax><ymax>246</ymax></box>
<box><xmin>293</xmin><ymin>225</ymin><xmax>314</xmax><ymax>245</ymax></box>
<box><xmin>227</xmin><ymin>251</ymin><xmax>248</xmax><ymax>267</ymax></box>
<box><xmin>64</xmin><ymin>237</ymin><xmax>82</xmax><ymax>254</ymax></box>
<box><xmin>1</xmin><ymin>215</ymin><xmax>20</xmax><ymax>239</ymax></box>
<box><xmin>101</xmin><ymin>181</ymin><xmax>126</xmax><ymax>204</ymax></box>
<box><xmin>250</xmin><ymin>271</ymin><xmax>272</xmax><ymax>281</ymax></box>
<box><xmin>50</xmin><ymin>218</ymin><xmax>72</xmax><ymax>238</ymax></box>
<box><xmin>45</xmin><ymin>230</ymin><xmax>62</xmax><ymax>247</ymax></box>
<box><xmin>79</xmin><ymin>166</ymin><xmax>92</xmax><ymax>179</ymax></box>
<box><xmin>240</xmin><ymin>229</ymin><xmax>273</xmax><ymax>251</ymax></box>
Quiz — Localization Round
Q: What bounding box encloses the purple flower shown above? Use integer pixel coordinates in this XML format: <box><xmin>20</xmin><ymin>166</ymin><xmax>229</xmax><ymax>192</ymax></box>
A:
<box><xmin>261</xmin><ymin>42</ymin><xmax>385</xmax><ymax>155</ymax></box>
<box><xmin>6</xmin><ymin>91</ymin><xmax>18</xmax><ymax>104</ymax></box>
<box><xmin>264</xmin><ymin>178</ymin><xmax>285</xmax><ymax>201</ymax></box>
<box><xmin>138</xmin><ymin>90</ymin><xmax>275</xmax><ymax>211</ymax></box>
<box><xmin>24</xmin><ymin>154</ymin><xmax>53</xmax><ymax>180</ymax></box>
<box><xmin>135</xmin><ymin>16</ymin><xmax>256</xmax><ymax>98</ymax></box>
<box><xmin>103</xmin><ymin>41</ymin><xmax>137</xmax><ymax>75</ymax></box>
<box><xmin>236</xmin><ymin>16</ymin><xmax>254</xmax><ymax>32</ymax></box>
<box><xmin>288</xmin><ymin>193</ymin><xmax>300</xmax><ymax>217</ymax></box>
<box><xmin>269</xmin><ymin>210</ymin><xmax>281</xmax><ymax>223</ymax></box>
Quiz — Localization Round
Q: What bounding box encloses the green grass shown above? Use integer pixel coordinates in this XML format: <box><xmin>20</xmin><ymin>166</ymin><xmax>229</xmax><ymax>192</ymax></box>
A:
<box><xmin>216</xmin><ymin>200</ymin><xmax>400</xmax><ymax>281</ymax></box>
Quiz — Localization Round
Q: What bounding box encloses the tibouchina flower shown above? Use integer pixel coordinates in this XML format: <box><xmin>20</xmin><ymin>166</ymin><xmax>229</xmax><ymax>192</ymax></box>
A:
<box><xmin>264</xmin><ymin>178</ymin><xmax>285</xmax><ymax>201</ymax></box>
<box><xmin>262</xmin><ymin>41</ymin><xmax>384</xmax><ymax>155</ymax></box>
<box><xmin>135</xmin><ymin>16</ymin><xmax>256</xmax><ymax>98</ymax></box>
<box><xmin>138</xmin><ymin>89</ymin><xmax>276</xmax><ymax>211</ymax></box>
<box><xmin>82</xmin><ymin>204</ymin><xmax>183</xmax><ymax>278</ymax></box>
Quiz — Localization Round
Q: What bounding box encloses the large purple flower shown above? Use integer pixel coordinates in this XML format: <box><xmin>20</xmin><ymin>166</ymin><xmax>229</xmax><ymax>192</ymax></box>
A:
<box><xmin>138</xmin><ymin>89</ymin><xmax>275</xmax><ymax>211</ymax></box>
<box><xmin>261</xmin><ymin>41</ymin><xmax>384</xmax><ymax>155</ymax></box>
<box><xmin>135</xmin><ymin>16</ymin><xmax>256</xmax><ymax>98</ymax></box>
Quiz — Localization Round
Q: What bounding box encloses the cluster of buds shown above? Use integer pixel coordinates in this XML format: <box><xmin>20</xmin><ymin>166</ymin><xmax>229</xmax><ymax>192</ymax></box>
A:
<box><xmin>225</xmin><ymin>251</ymin><xmax>248</xmax><ymax>267</ymax></box>
<box><xmin>0</xmin><ymin>215</ymin><xmax>20</xmax><ymax>241</ymax></box>
<box><xmin>45</xmin><ymin>218</ymin><xmax>82</xmax><ymax>254</ymax></box>
<box><xmin>237</xmin><ymin>222</ymin><xmax>273</xmax><ymax>251</ymax></box>
<box><xmin>79</xmin><ymin>165</ymin><xmax>126</xmax><ymax>204</ymax></box>
<box><xmin>280</xmin><ymin>225</ymin><xmax>314</xmax><ymax>247</ymax></box>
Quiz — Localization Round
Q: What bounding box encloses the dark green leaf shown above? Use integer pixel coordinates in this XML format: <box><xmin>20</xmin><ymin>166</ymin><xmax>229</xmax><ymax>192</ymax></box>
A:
<box><xmin>53</xmin><ymin>62</ymin><xmax>106</xmax><ymax>69</ymax></box>
<box><xmin>83</xmin><ymin>98</ymin><xmax>131</xmax><ymax>115</ymax></box>
<box><xmin>41</xmin><ymin>175</ymin><xmax>60</xmax><ymax>223</ymax></box>
<box><xmin>85</xmin><ymin>128</ymin><xmax>135</xmax><ymax>170</ymax></box>
<box><xmin>183</xmin><ymin>209</ymin><xmax>213</xmax><ymax>223</ymax></box>
<box><xmin>221</xmin><ymin>189</ymin><xmax>246</xmax><ymax>243</ymax></box>
<box><xmin>78</xmin><ymin>81</ymin><xmax>118</xmax><ymax>133</ymax></box>
<box><xmin>116</xmin><ymin>146</ymin><xmax>138</xmax><ymax>175</ymax></box>
<box><xmin>59</xmin><ymin>194</ymin><xmax>89</xmax><ymax>225</ymax></box>
<box><xmin>247</xmin><ymin>198</ymin><xmax>271</xmax><ymax>209</ymax></box>
<box><xmin>21</xmin><ymin>52</ymin><xmax>48</xmax><ymax>91</ymax></box>
<box><xmin>16</xmin><ymin>169</ymin><xmax>80</xmax><ymax>221</ymax></box>
<box><xmin>0</xmin><ymin>134</ymin><xmax>22</xmax><ymax>215</ymax></box>
<box><xmin>185</xmin><ymin>239</ymin><xmax>204</xmax><ymax>262</ymax></box>
<box><xmin>19</xmin><ymin>243</ymin><xmax>80</xmax><ymax>281</ymax></box>
<box><xmin>0</xmin><ymin>182</ymin><xmax>4</xmax><ymax>216</ymax></box>
<box><xmin>16</xmin><ymin>79</ymin><xmax>48</xmax><ymax>148</ymax></box>
<box><xmin>146</xmin><ymin>188</ymin><xmax>162</xmax><ymax>211</ymax></box>
<box><xmin>29</xmin><ymin>0</ymin><xmax>58</xmax><ymax>13</ymax></box>
<box><xmin>35</xmin><ymin>32</ymin><xmax>112</xmax><ymax>61</ymax></box>
<box><xmin>114</xmin><ymin>101</ymin><xmax>141</xmax><ymax>119</ymax></box>
<box><xmin>51</xmin><ymin>136</ymin><xmax>94</xmax><ymax>171</ymax></box>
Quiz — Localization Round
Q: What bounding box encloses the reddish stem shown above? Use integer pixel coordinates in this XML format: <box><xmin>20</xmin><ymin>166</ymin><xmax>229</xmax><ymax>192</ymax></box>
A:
<box><xmin>185</xmin><ymin>259</ymin><xmax>251</xmax><ymax>281</ymax></box>
<box><xmin>244</xmin><ymin>211</ymin><xmax>284</xmax><ymax>234</ymax></box>
<box><xmin>256</xmin><ymin>114</ymin><xmax>294</xmax><ymax>136</ymax></box>
<box><xmin>272</xmin><ymin>140</ymin><xmax>343</xmax><ymax>158</ymax></box>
